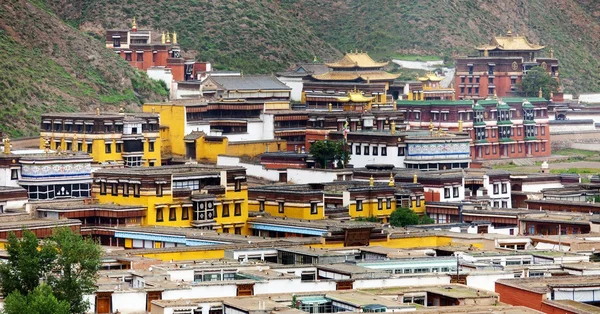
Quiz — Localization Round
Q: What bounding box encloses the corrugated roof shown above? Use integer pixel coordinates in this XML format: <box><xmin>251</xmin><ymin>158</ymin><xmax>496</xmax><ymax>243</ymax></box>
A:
<box><xmin>210</xmin><ymin>76</ymin><xmax>291</xmax><ymax>91</ymax></box>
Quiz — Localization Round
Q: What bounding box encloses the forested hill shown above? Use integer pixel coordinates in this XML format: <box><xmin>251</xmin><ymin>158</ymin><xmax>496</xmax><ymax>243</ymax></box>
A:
<box><xmin>3</xmin><ymin>0</ymin><xmax>600</xmax><ymax>136</ymax></box>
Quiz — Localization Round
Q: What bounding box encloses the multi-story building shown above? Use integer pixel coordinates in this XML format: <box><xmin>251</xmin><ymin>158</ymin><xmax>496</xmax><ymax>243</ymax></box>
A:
<box><xmin>248</xmin><ymin>180</ymin><xmax>397</xmax><ymax>222</ymax></box>
<box><xmin>39</xmin><ymin>111</ymin><xmax>161</xmax><ymax>167</ymax></box>
<box><xmin>303</xmin><ymin>52</ymin><xmax>401</xmax><ymax>108</ymax></box>
<box><xmin>455</xmin><ymin>30</ymin><xmax>561</xmax><ymax>101</ymax></box>
<box><xmin>406</xmin><ymin>73</ymin><xmax>455</xmax><ymax>101</ymax></box>
<box><xmin>395</xmin><ymin>97</ymin><xmax>551</xmax><ymax>160</ymax></box>
<box><xmin>105</xmin><ymin>19</ymin><xmax>195</xmax><ymax>82</ymax></box>
<box><xmin>92</xmin><ymin>165</ymin><xmax>249</xmax><ymax>234</ymax></box>
<box><xmin>328</xmin><ymin>129</ymin><xmax>471</xmax><ymax>170</ymax></box>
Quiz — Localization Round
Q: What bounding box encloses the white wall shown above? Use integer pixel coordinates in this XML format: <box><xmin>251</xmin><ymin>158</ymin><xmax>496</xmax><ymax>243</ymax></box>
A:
<box><xmin>112</xmin><ymin>291</ymin><xmax>147</xmax><ymax>313</ymax></box>
<box><xmin>347</xmin><ymin>144</ymin><xmax>404</xmax><ymax>168</ymax></box>
<box><xmin>185</xmin><ymin>122</ymin><xmax>211</xmax><ymax>137</ymax></box>
<box><xmin>84</xmin><ymin>294</ymin><xmax>95</xmax><ymax>314</ymax></box>
<box><xmin>254</xmin><ymin>279</ymin><xmax>335</xmax><ymax>295</ymax></box>
<box><xmin>217</xmin><ymin>156</ymin><xmax>281</xmax><ymax>182</ymax></box>
<box><xmin>0</xmin><ymin>167</ymin><xmax>20</xmax><ymax>187</ymax></box>
<box><xmin>147</xmin><ymin>67</ymin><xmax>173</xmax><ymax>91</ymax></box>
<box><xmin>225</xmin><ymin>120</ymin><xmax>273</xmax><ymax>142</ymax></box>
<box><xmin>278</xmin><ymin>77</ymin><xmax>304</xmax><ymax>101</ymax></box>
<box><xmin>353</xmin><ymin>275</ymin><xmax>450</xmax><ymax>289</ymax></box>
<box><xmin>162</xmin><ymin>285</ymin><xmax>238</xmax><ymax>300</ymax></box>
<box><xmin>287</xmin><ymin>169</ymin><xmax>340</xmax><ymax>184</ymax></box>
<box><xmin>522</xmin><ymin>182</ymin><xmax>564</xmax><ymax>193</ymax></box>
<box><xmin>466</xmin><ymin>272</ymin><xmax>514</xmax><ymax>292</ymax></box>
<box><xmin>550</xmin><ymin>122</ymin><xmax>596</xmax><ymax>133</ymax></box>
<box><xmin>168</xmin><ymin>268</ymin><xmax>195</xmax><ymax>282</ymax></box>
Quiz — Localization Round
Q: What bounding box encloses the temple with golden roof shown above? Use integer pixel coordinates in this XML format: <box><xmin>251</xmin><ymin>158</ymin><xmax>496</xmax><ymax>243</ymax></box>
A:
<box><xmin>303</xmin><ymin>51</ymin><xmax>401</xmax><ymax>108</ymax></box>
<box><xmin>454</xmin><ymin>30</ymin><xmax>561</xmax><ymax>101</ymax></box>
<box><xmin>407</xmin><ymin>72</ymin><xmax>455</xmax><ymax>101</ymax></box>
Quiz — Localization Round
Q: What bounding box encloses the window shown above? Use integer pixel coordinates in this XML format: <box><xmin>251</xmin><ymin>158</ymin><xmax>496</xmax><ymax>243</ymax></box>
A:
<box><xmin>364</xmin><ymin>145</ymin><xmax>369</xmax><ymax>155</ymax></box>
<box><xmin>235</xmin><ymin>179</ymin><xmax>242</xmax><ymax>192</ymax></box>
<box><xmin>137</xmin><ymin>53</ymin><xmax>143</xmax><ymax>62</ymax></box>
<box><xmin>444</xmin><ymin>187</ymin><xmax>450</xmax><ymax>198</ymax></box>
<box><xmin>502</xmin><ymin>183</ymin><xmax>508</xmax><ymax>194</ymax></box>
<box><xmin>468</xmin><ymin>65</ymin><xmax>473</xmax><ymax>75</ymax></box>
<box><xmin>87</xmin><ymin>143</ymin><xmax>93</xmax><ymax>153</ymax></box>
<box><xmin>518</xmin><ymin>144</ymin><xmax>522</xmax><ymax>153</ymax></box>
<box><xmin>468</xmin><ymin>87</ymin><xmax>472</xmax><ymax>94</ymax></box>
<box><xmin>148</xmin><ymin>141</ymin><xmax>155</xmax><ymax>152</ymax></box>
<box><xmin>10</xmin><ymin>169</ymin><xmax>18</xmax><ymax>180</ymax></box>
<box><xmin>234</xmin><ymin>203</ymin><xmax>242</xmax><ymax>216</ymax></box>
<box><xmin>113</xmin><ymin>38</ymin><xmax>120</xmax><ymax>47</ymax></box>
<box><xmin>125</xmin><ymin>156</ymin><xmax>143</xmax><ymax>167</ymax></box>
<box><xmin>222</xmin><ymin>204</ymin><xmax>230</xmax><ymax>217</ymax></box>
<box><xmin>259</xmin><ymin>200</ymin><xmax>265</xmax><ymax>212</ymax></box>
<box><xmin>77</xmin><ymin>142</ymin><xmax>83</xmax><ymax>151</ymax></box>
<box><xmin>493</xmin><ymin>184</ymin><xmax>499</xmax><ymax>195</ymax></box>
<box><xmin>156</xmin><ymin>184</ymin><xmax>163</xmax><ymax>197</ymax></box>
<box><xmin>167</xmin><ymin>207</ymin><xmax>176</xmax><ymax>221</ymax></box>
<box><xmin>386</xmin><ymin>198</ymin><xmax>392</xmax><ymax>209</ymax></box>
<box><xmin>502</xmin><ymin>201</ymin><xmax>508</xmax><ymax>208</ymax></box>
<box><xmin>542</xmin><ymin>142</ymin><xmax>546</xmax><ymax>152</ymax></box>
<box><xmin>156</xmin><ymin>207</ymin><xmax>164</xmax><ymax>222</ymax></box>
<box><xmin>182</xmin><ymin>207</ymin><xmax>189</xmax><ymax>220</ymax></box>
<box><xmin>453</xmin><ymin>187</ymin><xmax>459</xmax><ymax>198</ymax></box>
<box><xmin>460</xmin><ymin>87</ymin><xmax>465</xmax><ymax>94</ymax></box>
<box><xmin>311</xmin><ymin>202</ymin><xmax>318</xmax><ymax>215</ymax></box>
<box><xmin>133</xmin><ymin>184</ymin><xmax>140</xmax><ymax>198</ymax></box>
<box><xmin>381</xmin><ymin>146</ymin><xmax>387</xmax><ymax>156</ymax></box>
<box><xmin>416</xmin><ymin>196</ymin><xmax>422</xmax><ymax>208</ymax></box>
<box><xmin>111</xmin><ymin>183</ymin><xmax>118</xmax><ymax>196</ymax></box>
<box><xmin>100</xmin><ymin>182</ymin><xmax>107</xmax><ymax>195</ymax></box>
<box><xmin>541</xmin><ymin>126</ymin><xmax>546</xmax><ymax>135</ymax></box>
<box><xmin>475</xmin><ymin>87</ymin><xmax>479</xmax><ymax>94</ymax></box>
<box><xmin>125</xmin><ymin>53</ymin><xmax>132</xmax><ymax>61</ymax></box>
<box><xmin>485</xmin><ymin>146</ymin><xmax>490</xmax><ymax>155</ymax></box>
<box><xmin>372</xmin><ymin>146</ymin><xmax>378</xmax><ymax>156</ymax></box>
<box><xmin>398</xmin><ymin>147</ymin><xmax>405</xmax><ymax>156</ymax></box>
<box><xmin>492</xmin><ymin>145</ymin><xmax>497</xmax><ymax>154</ymax></box>
<box><xmin>414</xmin><ymin>112</ymin><xmax>420</xmax><ymax>120</ymax></box>
<box><xmin>488</xmin><ymin>88</ymin><xmax>494</xmax><ymax>95</ymax></box>
<box><xmin>123</xmin><ymin>183</ymin><xmax>129</xmax><ymax>197</ymax></box>
<box><xmin>476</xmin><ymin>77</ymin><xmax>480</xmax><ymax>83</ymax></box>
<box><xmin>278</xmin><ymin>202</ymin><xmax>284</xmax><ymax>214</ymax></box>
<box><xmin>356</xmin><ymin>200</ymin><xmax>363</xmax><ymax>211</ymax></box>
<box><xmin>355</xmin><ymin>144</ymin><xmax>361</xmax><ymax>155</ymax></box>
<box><xmin>116</xmin><ymin>143</ymin><xmax>122</xmax><ymax>153</ymax></box>
<box><xmin>442</xmin><ymin>112</ymin><xmax>448</xmax><ymax>121</ymax></box>
<box><xmin>105</xmin><ymin>143</ymin><xmax>112</xmax><ymax>154</ymax></box>
<box><xmin>235</xmin><ymin>227</ymin><xmax>242</xmax><ymax>235</ymax></box>
<box><xmin>468</xmin><ymin>77</ymin><xmax>473</xmax><ymax>83</ymax></box>
<box><xmin>378</xmin><ymin>198</ymin><xmax>383</xmax><ymax>210</ymax></box>
<box><xmin>461</xmin><ymin>77</ymin><xmax>465</xmax><ymax>83</ymax></box>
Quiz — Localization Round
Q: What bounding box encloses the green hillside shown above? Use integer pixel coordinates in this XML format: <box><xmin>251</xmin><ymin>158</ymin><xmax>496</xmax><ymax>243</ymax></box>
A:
<box><xmin>0</xmin><ymin>0</ymin><xmax>168</xmax><ymax>137</ymax></box>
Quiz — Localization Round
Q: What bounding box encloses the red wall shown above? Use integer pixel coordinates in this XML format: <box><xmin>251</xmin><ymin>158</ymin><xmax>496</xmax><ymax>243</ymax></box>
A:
<box><xmin>540</xmin><ymin>302</ymin><xmax>577</xmax><ymax>314</ymax></box>
<box><xmin>495</xmin><ymin>282</ymin><xmax>543</xmax><ymax>311</ymax></box>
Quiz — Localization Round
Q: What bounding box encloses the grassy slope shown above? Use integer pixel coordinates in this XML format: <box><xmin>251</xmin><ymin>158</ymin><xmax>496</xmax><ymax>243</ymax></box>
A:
<box><xmin>43</xmin><ymin>0</ymin><xmax>600</xmax><ymax>95</ymax></box>
<box><xmin>0</xmin><ymin>0</ymin><xmax>168</xmax><ymax>137</ymax></box>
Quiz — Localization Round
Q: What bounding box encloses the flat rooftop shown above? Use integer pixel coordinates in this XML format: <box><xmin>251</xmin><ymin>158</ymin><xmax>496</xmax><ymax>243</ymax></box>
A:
<box><xmin>497</xmin><ymin>275</ymin><xmax>600</xmax><ymax>293</ymax></box>
<box><xmin>361</xmin><ymin>284</ymin><xmax>497</xmax><ymax>299</ymax></box>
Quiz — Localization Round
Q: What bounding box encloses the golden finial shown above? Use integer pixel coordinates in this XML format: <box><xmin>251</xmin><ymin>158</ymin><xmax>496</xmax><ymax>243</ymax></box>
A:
<box><xmin>166</xmin><ymin>31</ymin><xmax>171</xmax><ymax>43</ymax></box>
<box><xmin>413</xmin><ymin>173</ymin><xmax>418</xmax><ymax>184</ymax></box>
<box><xmin>44</xmin><ymin>138</ymin><xmax>50</xmax><ymax>156</ymax></box>
<box><xmin>538</xmin><ymin>87</ymin><xmax>543</xmax><ymax>98</ymax></box>
<box><xmin>3</xmin><ymin>135</ymin><xmax>10</xmax><ymax>155</ymax></box>
<box><xmin>161</xmin><ymin>32</ymin><xmax>166</xmax><ymax>44</ymax></box>
<box><xmin>493</xmin><ymin>91</ymin><xmax>497</xmax><ymax>100</ymax></box>
<box><xmin>388</xmin><ymin>173</ymin><xmax>395</xmax><ymax>187</ymax></box>
<box><xmin>119</xmin><ymin>107</ymin><xmax>125</xmax><ymax>114</ymax></box>
<box><xmin>131</xmin><ymin>17</ymin><xmax>137</xmax><ymax>31</ymax></box>
<box><xmin>96</xmin><ymin>107</ymin><xmax>100</xmax><ymax>116</ymax></box>
<box><xmin>328</xmin><ymin>103</ymin><xmax>332</xmax><ymax>112</ymax></box>
<box><xmin>391</xmin><ymin>120</ymin><xmax>396</xmax><ymax>135</ymax></box>
<box><xmin>172</xmin><ymin>32</ymin><xmax>177</xmax><ymax>44</ymax></box>
<box><xmin>369</xmin><ymin>175</ymin><xmax>374</xmax><ymax>187</ymax></box>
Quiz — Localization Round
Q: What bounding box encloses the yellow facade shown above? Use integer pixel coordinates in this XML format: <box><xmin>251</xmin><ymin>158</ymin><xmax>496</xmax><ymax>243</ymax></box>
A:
<box><xmin>248</xmin><ymin>200</ymin><xmax>324</xmax><ymax>220</ymax></box>
<box><xmin>213</xmin><ymin>186</ymin><xmax>250</xmax><ymax>234</ymax></box>
<box><xmin>348</xmin><ymin>198</ymin><xmax>396</xmax><ymax>222</ymax></box>
<box><xmin>410</xmin><ymin>198</ymin><xmax>426</xmax><ymax>215</ymax></box>
<box><xmin>143</xmin><ymin>103</ymin><xmax>187</xmax><ymax>157</ymax></box>
<box><xmin>137</xmin><ymin>249</ymin><xmax>226</xmax><ymax>261</ymax></box>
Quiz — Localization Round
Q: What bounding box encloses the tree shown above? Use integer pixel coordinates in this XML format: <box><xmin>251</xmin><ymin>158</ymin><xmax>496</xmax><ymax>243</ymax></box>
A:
<box><xmin>0</xmin><ymin>228</ymin><xmax>101</xmax><ymax>314</ymax></box>
<box><xmin>518</xmin><ymin>66</ymin><xmax>559</xmax><ymax>99</ymax></box>
<box><xmin>47</xmin><ymin>227</ymin><xmax>102</xmax><ymax>314</ymax></box>
<box><xmin>0</xmin><ymin>230</ymin><xmax>56</xmax><ymax>297</ymax></box>
<box><xmin>2</xmin><ymin>284</ymin><xmax>70</xmax><ymax>314</ymax></box>
<box><xmin>389</xmin><ymin>207</ymin><xmax>434</xmax><ymax>227</ymax></box>
<box><xmin>310</xmin><ymin>140</ymin><xmax>350</xmax><ymax>168</ymax></box>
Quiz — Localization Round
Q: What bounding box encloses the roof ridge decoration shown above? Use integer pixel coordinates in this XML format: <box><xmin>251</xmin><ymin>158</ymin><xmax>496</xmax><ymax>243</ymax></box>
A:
<box><xmin>476</xmin><ymin>30</ymin><xmax>545</xmax><ymax>52</ymax></box>
<box><xmin>325</xmin><ymin>51</ymin><xmax>388</xmax><ymax>69</ymax></box>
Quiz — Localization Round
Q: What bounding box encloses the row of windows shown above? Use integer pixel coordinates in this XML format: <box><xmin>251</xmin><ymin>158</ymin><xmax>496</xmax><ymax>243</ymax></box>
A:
<box><xmin>351</xmin><ymin>144</ymin><xmax>405</xmax><ymax>157</ymax></box>
<box><xmin>492</xmin><ymin>201</ymin><xmax>509</xmax><ymax>208</ymax></box>
<box><xmin>99</xmin><ymin>182</ymin><xmax>142</xmax><ymax>197</ymax></box>
<box><xmin>26</xmin><ymin>184</ymin><xmax>91</xmax><ymax>200</ymax></box>
<box><xmin>474</xmin><ymin>125</ymin><xmax>546</xmax><ymax>140</ymax></box>
<box><xmin>105</xmin><ymin>141</ymin><xmax>154</xmax><ymax>153</ymax></box>
<box><xmin>492</xmin><ymin>183</ymin><xmax>509</xmax><ymax>195</ymax></box>
<box><xmin>166</xmin><ymin>202</ymin><xmax>243</xmax><ymax>222</ymax></box>
<box><xmin>443</xmin><ymin>187</ymin><xmax>460</xmax><ymax>199</ymax></box>
<box><xmin>356</xmin><ymin>198</ymin><xmax>393</xmax><ymax>211</ymax></box>
<box><xmin>475</xmin><ymin>142</ymin><xmax>546</xmax><ymax>157</ymax></box>
<box><xmin>258</xmin><ymin>201</ymin><xmax>319</xmax><ymax>215</ymax></box>
<box><xmin>43</xmin><ymin>122</ymin><xmax>158</xmax><ymax>133</ymax></box>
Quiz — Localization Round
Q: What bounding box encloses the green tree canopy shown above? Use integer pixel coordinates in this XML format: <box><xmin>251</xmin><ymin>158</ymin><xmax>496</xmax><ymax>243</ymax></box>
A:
<box><xmin>0</xmin><ymin>228</ymin><xmax>102</xmax><ymax>314</ymax></box>
<box><xmin>518</xmin><ymin>66</ymin><xmax>559</xmax><ymax>99</ymax></box>
<box><xmin>0</xmin><ymin>230</ymin><xmax>56</xmax><ymax>297</ymax></box>
<box><xmin>47</xmin><ymin>227</ymin><xmax>102</xmax><ymax>314</ymax></box>
<box><xmin>2</xmin><ymin>284</ymin><xmax>70</xmax><ymax>314</ymax></box>
<box><xmin>309</xmin><ymin>140</ymin><xmax>349</xmax><ymax>168</ymax></box>
<box><xmin>389</xmin><ymin>207</ymin><xmax>434</xmax><ymax>227</ymax></box>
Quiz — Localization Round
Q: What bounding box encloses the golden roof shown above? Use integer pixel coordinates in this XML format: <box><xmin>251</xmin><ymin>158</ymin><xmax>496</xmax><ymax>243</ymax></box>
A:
<box><xmin>312</xmin><ymin>71</ymin><xmax>400</xmax><ymax>82</ymax></box>
<box><xmin>417</xmin><ymin>73</ymin><xmax>444</xmax><ymax>82</ymax></box>
<box><xmin>336</xmin><ymin>90</ymin><xmax>375</xmax><ymax>103</ymax></box>
<box><xmin>476</xmin><ymin>30</ymin><xmax>544</xmax><ymax>51</ymax></box>
<box><xmin>326</xmin><ymin>52</ymin><xmax>388</xmax><ymax>68</ymax></box>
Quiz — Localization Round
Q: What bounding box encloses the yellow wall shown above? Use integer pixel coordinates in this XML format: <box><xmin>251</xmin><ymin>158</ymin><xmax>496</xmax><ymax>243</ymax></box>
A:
<box><xmin>226</xmin><ymin>141</ymin><xmax>286</xmax><ymax>158</ymax></box>
<box><xmin>136</xmin><ymin>249</ymin><xmax>225</xmax><ymax>261</ymax></box>
<box><xmin>410</xmin><ymin>198</ymin><xmax>426</xmax><ymax>215</ymax></box>
<box><xmin>249</xmin><ymin>201</ymin><xmax>324</xmax><ymax>220</ymax></box>
<box><xmin>349</xmin><ymin>199</ymin><xmax>396</xmax><ymax>222</ymax></box>
<box><xmin>143</xmin><ymin>103</ymin><xmax>186</xmax><ymax>157</ymax></box>
<box><xmin>214</xmin><ymin>187</ymin><xmax>249</xmax><ymax>234</ymax></box>
<box><xmin>196</xmin><ymin>137</ymin><xmax>228</xmax><ymax>162</ymax></box>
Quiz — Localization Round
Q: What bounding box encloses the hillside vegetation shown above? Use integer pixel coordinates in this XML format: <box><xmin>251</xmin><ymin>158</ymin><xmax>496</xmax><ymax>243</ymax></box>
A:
<box><xmin>0</xmin><ymin>0</ymin><xmax>168</xmax><ymax>137</ymax></box>
<box><xmin>44</xmin><ymin>0</ymin><xmax>600</xmax><ymax>95</ymax></box>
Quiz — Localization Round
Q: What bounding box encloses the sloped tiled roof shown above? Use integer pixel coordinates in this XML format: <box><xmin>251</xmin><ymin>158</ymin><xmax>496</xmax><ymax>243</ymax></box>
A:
<box><xmin>476</xmin><ymin>30</ymin><xmax>544</xmax><ymax>51</ymax></box>
<box><xmin>326</xmin><ymin>52</ymin><xmax>388</xmax><ymax>68</ymax></box>
<box><xmin>209</xmin><ymin>75</ymin><xmax>291</xmax><ymax>91</ymax></box>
